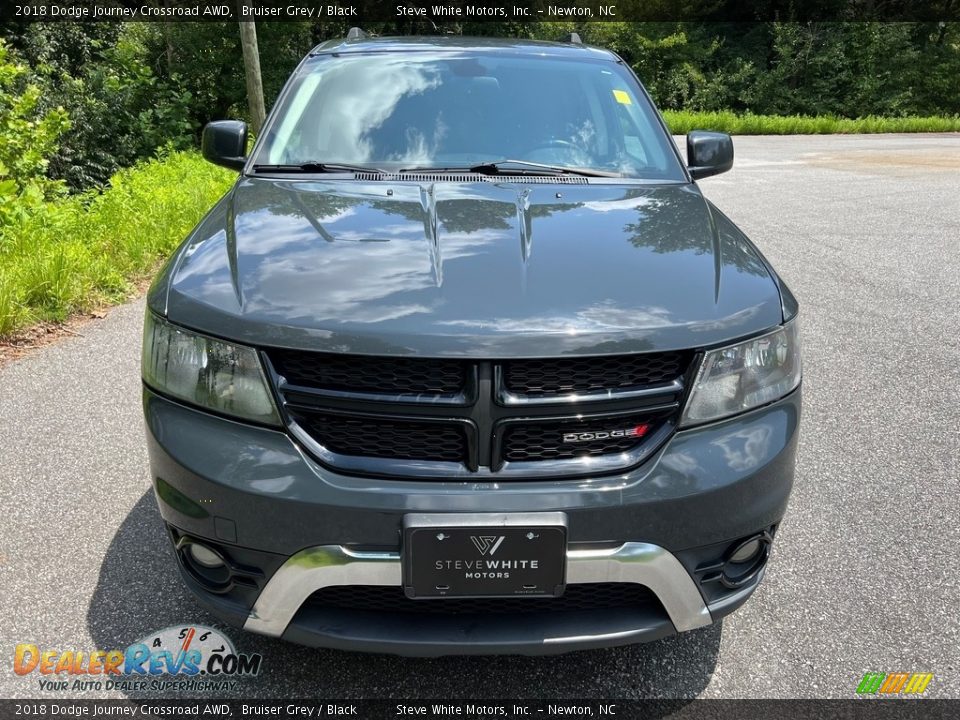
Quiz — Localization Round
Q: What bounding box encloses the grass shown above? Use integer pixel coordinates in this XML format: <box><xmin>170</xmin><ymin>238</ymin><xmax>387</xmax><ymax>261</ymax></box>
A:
<box><xmin>0</xmin><ymin>151</ymin><xmax>234</xmax><ymax>338</ymax></box>
<box><xmin>662</xmin><ymin>111</ymin><xmax>960</xmax><ymax>135</ymax></box>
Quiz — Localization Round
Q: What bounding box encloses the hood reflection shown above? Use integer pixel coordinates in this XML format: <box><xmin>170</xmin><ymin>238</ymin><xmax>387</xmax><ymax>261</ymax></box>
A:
<box><xmin>168</xmin><ymin>179</ymin><xmax>784</xmax><ymax>356</ymax></box>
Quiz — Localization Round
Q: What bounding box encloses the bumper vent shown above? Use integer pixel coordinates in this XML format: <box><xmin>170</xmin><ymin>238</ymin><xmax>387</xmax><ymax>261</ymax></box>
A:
<box><xmin>307</xmin><ymin>583</ymin><xmax>658</xmax><ymax>615</ymax></box>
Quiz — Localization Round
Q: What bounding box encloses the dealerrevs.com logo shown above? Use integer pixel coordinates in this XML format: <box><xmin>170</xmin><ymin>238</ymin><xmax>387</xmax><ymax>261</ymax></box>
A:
<box><xmin>14</xmin><ymin>625</ymin><xmax>262</xmax><ymax>693</ymax></box>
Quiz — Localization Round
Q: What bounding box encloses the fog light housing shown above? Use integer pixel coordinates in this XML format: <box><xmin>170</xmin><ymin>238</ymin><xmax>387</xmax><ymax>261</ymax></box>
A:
<box><xmin>189</xmin><ymin>542</ymin><xmax>225</xmax><ymax>568</ymax></box>
<box><xmin>729</xmin><ymin>538</ymin><xmax>762</xmax><ymax>564</ymax></box>
<box><xmin>721</xmin><ymin>531</ymin><xmax>773</xmax><ymax>588</ymax></box>
<box><xmin>177</xmin><ymin>537</ymin><xmax>232</xmax><ymax>592</ymax></box>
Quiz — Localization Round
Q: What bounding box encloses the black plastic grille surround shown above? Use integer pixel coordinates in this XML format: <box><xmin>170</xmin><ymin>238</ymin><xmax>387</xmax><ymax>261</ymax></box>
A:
<box><xmin>267</xmin><ymin>349</ymin><xmax>692</xmax><ymax>478</ymax></box>
<box><xmin>503</xmin><ymin>352</ymin><xmax>688</xmax><ymax>398</ymax></box>
<box><xmin>290</xmin><ymin>411</ymin><xmax>468</xmax><ymax>463</ymax></box>
<box><xmin>307</xmin><ymin>583</ymin><xmax>658</xmax><ymax>615</ymax></box>
<box><xmin>502</xmin><ymin>414</ymin><xmax>659</xmax><ymax>462</ymax></box>
<box><xmin>271</xmin><ymin>349</ymin><xmax>467</xmax><ymax>395</ymax></box>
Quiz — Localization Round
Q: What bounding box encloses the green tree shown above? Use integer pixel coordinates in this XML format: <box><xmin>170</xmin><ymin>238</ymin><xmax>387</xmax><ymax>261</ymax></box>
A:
<box><xmin>0</xmin><ymin>39</ymin><xmax>70</xmax><ymax>227</ymax></box>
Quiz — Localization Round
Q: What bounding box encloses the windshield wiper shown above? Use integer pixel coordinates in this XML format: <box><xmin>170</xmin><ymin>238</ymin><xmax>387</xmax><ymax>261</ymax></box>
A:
<box><xmin>400</xmin><ymin>160</ymin><xmax>623</xmax><ymax>178</ymax></box>
<box><xmin>474</xmin><ymin>159</ymin><xmax>623</xmax><ymax>178</ymax></box>
<box><xmin>252</xmin><ymin>161</ymin><xmax>386</xmax><ymax>174</ymax></box>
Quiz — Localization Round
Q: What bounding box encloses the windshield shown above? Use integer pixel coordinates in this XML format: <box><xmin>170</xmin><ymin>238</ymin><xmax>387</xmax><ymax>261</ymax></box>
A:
<box><xmin>254</xmin><ymin>51</ymin><xmax>685</xmax><ymax>180</ymax></box>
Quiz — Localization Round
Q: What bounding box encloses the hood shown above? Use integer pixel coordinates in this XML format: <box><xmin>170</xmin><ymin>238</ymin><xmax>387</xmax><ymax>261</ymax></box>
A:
<box><xmin>156</xmin><ymin>178</ymin><xmax>784</xmax><ymax>356</ymax></box>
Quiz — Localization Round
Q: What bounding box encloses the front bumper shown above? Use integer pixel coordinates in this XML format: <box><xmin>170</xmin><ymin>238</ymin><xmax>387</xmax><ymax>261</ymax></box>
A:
<box><xmin>145</xmin><ymin>385</ymin><xmax>799</xmax><ymax>655</ymax></box>
<box><xmin>245</xmin><ymin>542</ymin><xmax>729</xmax><ymax>653</ymax></box>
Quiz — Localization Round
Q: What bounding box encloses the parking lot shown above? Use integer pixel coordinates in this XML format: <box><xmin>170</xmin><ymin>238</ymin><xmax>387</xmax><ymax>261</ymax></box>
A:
<box><xmin>2</xmin><ymin>134</ymin><xmax>958</xmax><ymax>699</ymax></box>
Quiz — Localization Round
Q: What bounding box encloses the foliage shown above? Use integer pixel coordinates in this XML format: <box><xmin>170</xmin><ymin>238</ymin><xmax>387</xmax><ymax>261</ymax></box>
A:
<box><xmin>5</xmin><ymin>23</ymin><xmax>194</xmax><ymax>191</ymax></box>
<box><xmin>43</xmin><ymin>27</ymin><xmax>194</xmax><ymax>189</ymax></box>
<box><xmin>662</xmin><ymin>110</ymin><xmax>960</xmax><ymax>134</ymax></box>
<box><xmin>0</xmin><ymin>151</ymin><xmax>233</xmax><ymax>337</ymax></box>
<box><xmin>0</xmin><ymin>39</ymin><xmax>70</xmax><ymax>227</ymax></box>
<box><xmin>140</xmin><ymin>22</ymin><xmax>316</xmax><ymax>129</ymax></box>
<box><xmin>576</xmin><ymin>22</ymin><xmax>960</xmax><ymax>118</ymax></box>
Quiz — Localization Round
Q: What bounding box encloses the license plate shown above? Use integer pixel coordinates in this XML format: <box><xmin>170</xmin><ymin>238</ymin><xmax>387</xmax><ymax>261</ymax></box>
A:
<box><xmin>403</xmin><ymin>513</ymin><xmax>567</xmax><ymax>599</ymax></box>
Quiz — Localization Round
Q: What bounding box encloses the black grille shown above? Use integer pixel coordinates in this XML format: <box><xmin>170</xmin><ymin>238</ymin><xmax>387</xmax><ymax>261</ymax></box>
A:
<box><xmin>270</xmin><ymin>350</ymin><xmax>466</xmax><ymax>395</ymax></box>
<box><xmin>503</xmin><ymin>352</ymin><xmax>688</xmax><ymax>398</ymax></box>
<box><xmin>271</xmin><ymin>349</ymin><xmax>690</xmax><ymax>478</ymax></box>
<box><xmin>502</xmin><ymin>414</ymin><xmax>660</xmax><ymax>462</ymax></box>
<box><xmin>308</xmin><ymin>583</ymin><xmax>657</xmax><ymax>615</ymax></box>
<box><xmin>291</xmin><ymin>411</ymin><xmax>467</xmax><ymax>463</ymax></box>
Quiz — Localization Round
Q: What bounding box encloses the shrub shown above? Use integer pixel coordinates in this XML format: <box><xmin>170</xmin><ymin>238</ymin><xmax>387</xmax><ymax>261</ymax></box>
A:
<box><xmin>662</xmin><ymin>110</ymin><xmax>960</xmax><ymax>135</ymax></box>
<box><xmin>0</xmin><ymin>150</ymin><xmax>233</xmax><ymax>337</ymax></box>
<box><xmin>0</xmin><ymin>39</ymin><xmax>71</xmax><ymax>227</ymax></box>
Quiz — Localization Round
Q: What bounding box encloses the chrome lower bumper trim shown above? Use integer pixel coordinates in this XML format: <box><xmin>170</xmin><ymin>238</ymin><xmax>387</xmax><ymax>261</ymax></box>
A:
<box><xmin>565</xmin><ymin>543</ymin><xmax>712</xmax><ymax>632</ymax></box>
<box><xmin>244</xmin><ymin>542</ymin><xmax>712</xmax><ymax>638</ymax></box>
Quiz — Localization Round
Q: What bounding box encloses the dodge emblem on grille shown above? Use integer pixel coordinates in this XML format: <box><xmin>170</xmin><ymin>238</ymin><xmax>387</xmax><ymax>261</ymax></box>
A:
<box><xmin>562</xmin><ymin>423</ymin><xmax>651</xmax><ymax>444</ymax></box>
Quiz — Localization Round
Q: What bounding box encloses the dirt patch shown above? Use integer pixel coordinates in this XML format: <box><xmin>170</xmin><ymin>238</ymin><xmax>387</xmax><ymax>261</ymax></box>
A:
<box><xmin>0</xmin><ymin>276</ymin><xmax>151</xmax><ymax>369</ymax></box>
<box><xmin>0</xmin><ymin>311</ymin><xmax>105</xmax><ymax>367</ymax></box>
<box><xmin>808</xmin><ymin>147</ymin><xmax>960</xmax><ymax>175</ymax></box>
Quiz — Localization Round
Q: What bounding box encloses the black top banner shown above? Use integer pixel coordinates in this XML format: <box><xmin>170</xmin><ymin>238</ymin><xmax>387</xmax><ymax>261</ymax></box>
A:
<box><xmin>3</xmin><ymin>0</ymin><xmax>959</xmax><ymax>23</ymax></box>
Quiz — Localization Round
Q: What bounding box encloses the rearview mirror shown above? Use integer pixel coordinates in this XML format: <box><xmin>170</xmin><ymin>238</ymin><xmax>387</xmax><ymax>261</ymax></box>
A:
<box><xmin>686</xmin><ymin>131</ymin><xmax>734</xmax><ymax>180</ymax></box>
<box><xmin>202</xmin><ymin>120</ymin><xmax>248</xmax><ymax>171</ymax></box>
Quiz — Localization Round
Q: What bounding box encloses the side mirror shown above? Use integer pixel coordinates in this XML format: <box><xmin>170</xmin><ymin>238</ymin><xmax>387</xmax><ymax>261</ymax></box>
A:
<box><xmin>202</xmin><ymin>120</ymin><xmax>248</xmax><ymax>171</ymax></box>
<box><xmin>686</xmin><ymin>130</ymin><xmax>733</xmax><ymax>180</ymax></box>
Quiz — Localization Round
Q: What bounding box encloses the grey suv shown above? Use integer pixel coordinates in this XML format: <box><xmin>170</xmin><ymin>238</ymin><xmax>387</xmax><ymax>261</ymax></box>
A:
<box><xmin>142</xmin><ymin>33</ymin><xmax>801</xmax><ymax>656</ymax></box>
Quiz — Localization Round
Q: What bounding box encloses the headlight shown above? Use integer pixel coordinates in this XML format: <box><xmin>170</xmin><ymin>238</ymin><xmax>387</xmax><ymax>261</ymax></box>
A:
<box><xmin>142</xmin><ymin>313</ymin><xmax>281</xmax><ymax>426</ymax></box>
<box><xmin>681</xmin><ymin>319</ymin><xmax>801</xmax><ymax>426</ymax></box>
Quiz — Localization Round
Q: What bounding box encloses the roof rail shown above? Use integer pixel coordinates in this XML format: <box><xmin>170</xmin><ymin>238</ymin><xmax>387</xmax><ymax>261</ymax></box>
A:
<box><xmin>566</xmin><ymin>32</ymin><xmax>583</xmax><ymax>44</ymax></box>
<box><xmin>346</xmin><ymin>27</ymin><xmax>367</xmax><ymax>41</ymax></box>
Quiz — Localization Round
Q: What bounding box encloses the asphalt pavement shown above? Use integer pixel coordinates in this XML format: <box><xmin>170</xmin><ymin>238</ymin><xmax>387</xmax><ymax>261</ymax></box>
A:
<box><xmin>2</xmin><ymin>134</ymin><xmax>959</xmax><ymax>700</ymax></box>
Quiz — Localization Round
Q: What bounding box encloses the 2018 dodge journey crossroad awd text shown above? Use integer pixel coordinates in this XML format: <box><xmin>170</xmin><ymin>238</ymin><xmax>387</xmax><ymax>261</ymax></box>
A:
<box><xmin>142</xmin><ymin>32</ymin><xmax>801</xmax><ymax>655</ymax></box>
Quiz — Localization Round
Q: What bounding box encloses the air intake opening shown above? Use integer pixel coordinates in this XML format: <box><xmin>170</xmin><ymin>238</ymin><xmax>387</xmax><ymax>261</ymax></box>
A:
<box><xmin>306</xmin><ymin>583</ymin><xmax>662</xmax><ymax>615</ymax></box>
